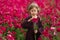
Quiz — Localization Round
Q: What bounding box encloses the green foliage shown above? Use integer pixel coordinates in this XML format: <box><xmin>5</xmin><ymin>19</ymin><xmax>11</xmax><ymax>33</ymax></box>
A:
<box><xmin>15</xmin><ymin>28</ymin><xmax>25</xmax><ymax>40</ymax></box>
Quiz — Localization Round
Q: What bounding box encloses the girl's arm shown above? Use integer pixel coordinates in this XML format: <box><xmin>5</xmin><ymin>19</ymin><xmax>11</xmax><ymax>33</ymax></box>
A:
<box><xmin>37</xmin><ymin>18</ymin><xmax>44</xmax><ymax>34</ymax></box>
<box><xmin>21</xmin><ymin>18</ymin><xmax>29</xmax><ymax>29</ymax></box>
<box><xmin>21</xmin><ymin>16</ymin><xmax>33</xmax><ymax>29</ymax></box>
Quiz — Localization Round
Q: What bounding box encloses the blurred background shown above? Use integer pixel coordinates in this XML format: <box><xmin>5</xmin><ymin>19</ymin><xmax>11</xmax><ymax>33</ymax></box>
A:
<box><xmin>0</xmin><ymin>0</ymin><xmax>60</xmax><ymax>40</ymax></box>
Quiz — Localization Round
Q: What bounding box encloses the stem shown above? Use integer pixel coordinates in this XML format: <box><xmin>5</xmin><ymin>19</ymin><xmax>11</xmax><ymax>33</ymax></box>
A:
<box><xmin>35</xmin><ymin>34</ymin><xmax>36</xmax><ymax>40</ymax></box>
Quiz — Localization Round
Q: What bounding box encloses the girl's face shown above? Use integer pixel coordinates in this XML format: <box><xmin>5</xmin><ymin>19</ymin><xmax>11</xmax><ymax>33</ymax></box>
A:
<box><xmin>30</xmin><ymin>7</ymin><xmax>38</xmax><ymax>16</ymax></box>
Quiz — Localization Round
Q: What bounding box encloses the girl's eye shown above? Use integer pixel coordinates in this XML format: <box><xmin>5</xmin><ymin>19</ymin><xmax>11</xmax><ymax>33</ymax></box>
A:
<box><xmin>32</xmin><ymin>10</ymin><xmax>36</xmax><ymax>12</ymax></box>
<box><xmin>34</xmin><ymin>10</ymin><xmax>36</xmax><ymax>11</ymax></box>
<box><xmin>31</xmin><ymin>10</ymin><xmax>33</xmax><ymax>12</ymax></box>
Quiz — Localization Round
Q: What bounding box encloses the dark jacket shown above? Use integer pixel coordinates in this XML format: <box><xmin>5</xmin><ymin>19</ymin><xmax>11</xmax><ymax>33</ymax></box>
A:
<box><xmin>21</xmin><ymin>16</ymin><xmax>43</xmax><ymax>40</ymax></box>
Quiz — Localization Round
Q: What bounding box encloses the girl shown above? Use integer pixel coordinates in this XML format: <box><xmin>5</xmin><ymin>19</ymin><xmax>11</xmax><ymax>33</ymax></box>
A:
<box><xmin>21</xmin><ymin>2</ymin><xmax>43</xmax><ymax>40</ymax></box>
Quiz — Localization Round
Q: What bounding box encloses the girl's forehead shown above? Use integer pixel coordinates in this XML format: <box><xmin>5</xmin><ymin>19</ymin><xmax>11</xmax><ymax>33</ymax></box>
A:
<box><xmin>30</xmin><ymin>6</ymin><xmax>38</xmax><ymax>10</ymax></box>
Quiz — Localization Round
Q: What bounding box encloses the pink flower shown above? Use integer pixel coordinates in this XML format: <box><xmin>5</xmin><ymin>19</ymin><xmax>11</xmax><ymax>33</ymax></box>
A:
<box><xmin>6</xmin><ymin>31</ymin><xmax>16</xmax><ymax>40</ymax></box>
<box><xmin>53</xmin><ymin>31</ymin><xmax>57</xmax><ymax>36</ymax></box>
<box><xmin>50</xmin><ymin>27</ymin><xmax>56</xmax><ymax>31</ymax></box>
<box><xmin>6</xmin><ymin>34</ymin><xmax>15</xmax><ymax>40</ymax></box>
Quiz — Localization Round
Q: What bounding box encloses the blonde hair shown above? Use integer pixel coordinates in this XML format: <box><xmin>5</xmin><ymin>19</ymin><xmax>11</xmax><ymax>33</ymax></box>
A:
<box><xmin>28</xmin><ymin>2</ymin><xmax>40</xmax><ymax>13</ymax></box>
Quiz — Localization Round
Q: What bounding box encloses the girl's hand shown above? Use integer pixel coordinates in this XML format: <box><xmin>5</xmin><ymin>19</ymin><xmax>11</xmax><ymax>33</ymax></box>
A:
<box><xmin>28</xmin><ymin>17</ymin><xmax>33</xmax><ymax>22</ymax></box>
<box><xmin>34</xmin><ymin>30</ymin><xmax>38</xmax><ymax>34</ymax></box>
<box><xmin>28</xmin><ymin>16</ymin><xmax>37</xmax><ymax>22</ymax></box>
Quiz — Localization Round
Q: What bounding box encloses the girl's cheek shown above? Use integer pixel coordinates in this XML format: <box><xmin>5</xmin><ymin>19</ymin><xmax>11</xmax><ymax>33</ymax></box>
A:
<box><xmin>30</xmin><ymin>11</ymin><xmax>34</xmax><ymax>14</ymax></box>
<box><xmin>31</xmin><ymin>12</ymin><xmax>34</xmax><ymax>15</ymax></box>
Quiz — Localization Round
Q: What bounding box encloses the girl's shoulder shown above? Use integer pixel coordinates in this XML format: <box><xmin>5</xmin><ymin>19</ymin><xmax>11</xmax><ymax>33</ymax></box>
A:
<box><xmin>37</xmin><ymin>16</ymin><xmax>42</xmax><ymax>21</ymax></box>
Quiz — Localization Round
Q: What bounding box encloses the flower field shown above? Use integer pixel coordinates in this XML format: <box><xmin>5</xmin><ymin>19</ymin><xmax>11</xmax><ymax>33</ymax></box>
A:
<box><xmin>0</xmin><ymin>0</ymin><xmax>60</xmax><ymax>40</ymax></box>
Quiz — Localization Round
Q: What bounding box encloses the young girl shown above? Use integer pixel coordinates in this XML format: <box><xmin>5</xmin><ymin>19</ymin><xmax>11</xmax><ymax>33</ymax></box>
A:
<box><xmin>21</xmin><ymin>2</ymin><xmax>43</xmax><ymax>40</ymax></box>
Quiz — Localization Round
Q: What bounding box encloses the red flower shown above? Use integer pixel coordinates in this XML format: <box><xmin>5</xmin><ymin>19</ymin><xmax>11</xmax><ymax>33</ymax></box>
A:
<box><xmin>49</xmin><ymin>34</ymin><xmax>53</xmax><ymax>40</ymax></box>
<box><xmin>42</xmin><ymin>27</ymin><xmax>50</xmax><ymax>37</ymax></box>
<box><xmin>0</xmin><ymin>37</ymin><xmax>2</xmax><ymax>40</ymax></box>
<box><xmin>32</xmin><ymin>18</ymin><xmax>38</xmax><ymax>23</ymax></box>
<box><xmin>57</xmin><ymin>21</ymin><xmax>60</xmax><ymax>26</ymax></box>
<box><xmin>57</xmin><ymin>28</ymin><xmax>60</xmax><ymax>32</ymax></box>
<box><xmin>0</xmin><ymin>26</ymin><xmax>6</xmax><ymax>34</ymax></box>
<box><xmin>14</xmin><ymin>23</ymin><xmax>22</xmax><ymax>28</ymax></box>
<box><xmin>0</xmin><ymin>27</ymin><xmax>6</xmax><ymax>32</ymax></box>
<box><xmin>11</xmin><ymin>31</ymin><xmax>16</xmax><ymax>38</ymax></box>
<box><xmin>38</xmin><ymin>37</ymin><xmax>42</xmax><ymax>40</ymax></box>
<box><xmin>0</xmin><ymin>29</ymin><xmax>3</xmax><ymax>34</ymax></box>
